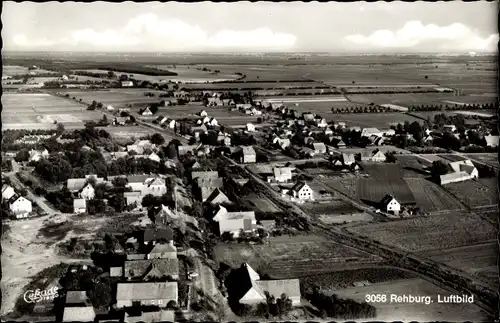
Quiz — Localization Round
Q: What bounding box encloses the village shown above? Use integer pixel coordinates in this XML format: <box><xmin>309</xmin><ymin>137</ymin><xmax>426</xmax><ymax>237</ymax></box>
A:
<box><xmin>1</xmin><ymin>82</ymin><xmax>498</xmax><ymax>322</ymax></box>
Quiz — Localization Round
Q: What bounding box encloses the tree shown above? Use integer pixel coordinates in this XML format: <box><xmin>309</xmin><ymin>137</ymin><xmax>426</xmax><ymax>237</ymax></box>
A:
<box><xmin>430</xmin><ymin>161</ymin><xmax>449</xmax><ymax>179</ymax></box>
<box><xmin>165</xmin><ymin>143</ymin><xmax>178</xmax><ymax>159</ymax></box>
<box><xmin>150</xmin><ymin>133</ymin><xmax>165</xmax><ymax>146</ymax></box>
<box><xmin>15</xmin><ymin>149</ymin><xmax>30</xmax><ymax>162</ymax></box>
<box><xmin>88</xmin><ymin>281</ymin><xmax>112</xmax><ymax>308</ymax></box>
<box><xmin>385</xmin><ymin>152</ymin><xmax>397</xmax><ymax>163</ymax></box>
<box><xmin>57</xmin><ymin>123</ymin><xmax>65</xmax><ymax>134</ymax></box>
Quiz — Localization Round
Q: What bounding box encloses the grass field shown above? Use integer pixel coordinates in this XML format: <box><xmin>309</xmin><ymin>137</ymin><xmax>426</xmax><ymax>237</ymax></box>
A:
<box><xmin>443</xmin><ymin>179</ymin><xmax>497</xmax><ymax>209</ymax></box>
<box><xmin>346</xmin><ymin>212</ymin><xmax>497</xmax><ymax>252</ymax></box>
<box><xmin>3</xmin><ymin>65</ymin><xmax>58</xmax><ymax>76</ymax></box>
<box><xmin>181</xmin><ymin>81</ymin><xmax>327</xmax><ymax>89</ymax></box>
<box><xmin>418</xmin><ymin>241</ymin><xmax>498</xmax><ymax>289</ymax></box>
<box><xmin>332</xmin><ymin>112</ymin><xmax>422</xmax><ymax>128</ymax></box>
<box><xmin>347</xmin><ymin>93</ymin><xmax>457</xmax><ymax>106</ymax></box>
<box><xmin>60</xmin><ymin>89</ymin><xmax>164</xmax><ymax>107</ymax></box>
<box><xmin>151</xmin><ymin>65</ymin><xmax>240</xmax><ymax>83</ymax></box>
<box><xmin>403</xmin><ymin>178</ymin><xmax>465</xmax><ymax>213</ymax></box>
<box><xmin>334</xmin><ymin>278</ymin><xmax>490</xmax><ymax>322</ymax></box>
<box><xmin>462</xmin><ymin>154</ymin><xmax>498</xmax><ymax>168</ymax></box>
<box><xmin>213</xmin><ymin>235</ymin><xmax>380</xmax><ymax>278</ymax></box>
<box><xmin>2</xmin><ymin>93</ymin><xmax>102</xmax><ymax>129</ymax></box>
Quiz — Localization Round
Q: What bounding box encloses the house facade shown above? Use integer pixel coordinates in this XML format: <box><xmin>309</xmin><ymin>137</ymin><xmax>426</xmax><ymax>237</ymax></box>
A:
<box><xmin>115</xmin><ymin>282</ymin><xmax>178</xmax><ymax>308</ymax></box>
<box><xmin>240</xmin><ymin>146</ymin><xmax>256</xmax><ymax>164</ymax></box>
<box><xmin>292</xmin><ymin>182</ymin><xmax>313</xmax><ymax>200</ymax></box>
<box><xmin>73</xmin><ymin>199</ymin><xmax>86</xmax><ymax>214</ymax></box>
<box><xmin>79</xmin><ymin>183</ymin><xmax>95</xmax><ymax>200</ymax></box>
<box><xmin>10</xmin><ymin>196</ymin><xmax>33</xmax><ymax>218</ymax></box>
<box><xmin>380</xmin><ymin>195</ymin><xmax>401</xmax><ymax>215</ymax></box>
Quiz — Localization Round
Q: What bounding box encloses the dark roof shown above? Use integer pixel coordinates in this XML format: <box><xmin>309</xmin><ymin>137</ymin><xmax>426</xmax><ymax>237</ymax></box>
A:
<box><xmin>143</xmin><ymin>228</ymin><xmax>173</xmax><ymax>243</ymax></box>
<box><xmin>380</xmin><ymin>194</ymin><xmax>396</xmax><ymax>207</ymax></box>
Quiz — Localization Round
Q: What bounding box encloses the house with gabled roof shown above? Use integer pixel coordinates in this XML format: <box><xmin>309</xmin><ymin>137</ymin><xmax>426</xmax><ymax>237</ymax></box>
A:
<box><xmin>148</xmin><ymin>241</ymin><xmax>177</xmax><ymax>259</ymax></box>
<box><xmin>78</xmin><ymin>183</ymin><xmax>95</xmax><ymax>200</ymax></box>
<box><xmin>116</xmin><ymin>282</ymin><xmax>178</xmax><ymax>308</ymax></box>
<box><xmin>143</xmin><ymin>228</ymin><xmax>174</xmax><ymax>245</ymax></box>
<box><xmin>212</xmin><ymin>205</ymin><xmax>257</xmax><ymax>237</ymax></box>
<box><xmin>361</xmin><ymin>149</ymin><xmax>386</xmax><ymax>162</ymax></box>
<box><xmin>206</xmin><ymin>188</ymin><xmax>232</xmax><ymax>206</ymax></box>
<box><xmin>9</xmin><ymin>196</ymin><xmax>33</xmax><ymax>218</ymax></box>
<box><xmin>237</xmin><ymin>263</ymin><xmax>301</xmax><ymax>306</ymax></box>
<box><xmin>312</xmin><ymin>142</ymin><xmax>327</xmax><ymax>154</ymax></box>
<box><xmin>485</xmin><ymin>135</ymin><xmax>499</xmax><ymax>147</ymax></box>
<box><xmin>272</xmin><ymin>167</ymin><xmax>293</xmax><ymax>183</ymax></box>
<box><xmin>440</xmin><ymin>159</ymin><xmax>479</xmax><ymax>185</ymax></box>
<box><xmin>124</xmin><ymin>191</ymin><xmax>142</xmax><ymax>210</ymax></box>
<box><xmin>124</xmin><ymin>258</ymin><xmax>179</xmax><ymax>280</ymax></box>
<box><xmin>73</xmin><ymin>199</ymin><xmax>86</xmax><ymax>214</ymax></box>
<box><xmin>191</xmin><ymin>170</ymin><xmax>219</xmax><ymax>181</ymax></box>
<box><xmin>62</xmin><ymin>306</ymin><xmax>96</xmax><ymax>323</ymax></box>
<box><xmin>2</xmin><ymin>184</ymin><xmax>15</xmax><ymax>202</ymax></box>
<box><xmin>155</xmin><ymin>116</ymin><xmax>168</xmax><ymax>125</ymax></box>
<box><xmin>153</xmin><ymin>204</ymin><xmax>179</xmax><ymax>225</ymax></box>
<box><xmin>28</xmin><ymin>149</ymin><xmax>49</xmax><ymax>162</ymax></box>
<box><xmin>148</xmin><ymin>152</ymin><xmax>161</xmax><ymax>163</ymax></box>
<box><xmin>246</xmin><ymin>123</ymin><xmax>256</xmax><ymax>132</ymax></box>
<box><xmin>199</xmin><ymin>110</ymin><xmax>208</xmax><ymax>117</ymax></box>
<box><xmin>379</xmin><ymin>195</ymin><xmax>401</xmax><ymax>215</ymax></box>
<box><xmin>291</xmin><ymin>182</ymin><xmax>313</xmax><ymax>200</ymax></box>
<box><xmin>238</xmin><ymin>146</ymin><xmax>256</xmax><ymax>164</ymax></box>
<box><xmin>124</xmin><ymin>309</ymin><xmax>175</xmax><ymax>323</ymax></box>
<box><xmin>141</xmin><ymin>107</ymin><xmax>153</xmax><ymax>116</ymax></box>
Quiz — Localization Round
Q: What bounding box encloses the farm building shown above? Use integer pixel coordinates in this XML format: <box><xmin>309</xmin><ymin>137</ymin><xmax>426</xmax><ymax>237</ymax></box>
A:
<box><xmin>124</xmin><ymin>192</ymin><xmax>142</xmax><ymax>210</ymax></box>
<box><xmin>107</xmin><ymin>105</ymin><xmax>115</xmax><ymax>111</ymax></box>
<box><xmin>237</xmin><ymin>263</ymin><xmax>301</xmax><ymax>306</ymax></box>
<box><xmin>379</xmin><ymin>195</ymin><xmax>401</xmax><ymax>215</ymax></box>
<box><xmin>115</xmin><ymin>282</ymin><xmax>178</xmax><ymax>308</ymax></box>
<box><xmin>121</xmin><ymin>81</ymin><xmax>134</xmax><ymax>87</ymax></box>
<box><xmin>62</xmin><ymin>306</ymin><xmax>96</xmax><ymax>323</ymax></box>
<box><xmin>361</xmin><ymin>128</ymin><xmax>384</xmax><ymax>138</ymax></box>
<box><xmin>236</xmin><ymin>146</ymin><xmax>256</xmax><ymax>164</ymax></box>
<box><xmin>124</xmin><ymin>258</ymin><xmax>179</xmax><ymax>280</ymax></box>
<box><xmin>485</xmin><ymin>135</ymin><xmax>499</xmax><ymax>147</ymax></box>
<box><xmin>143</xmin><ymin>228</ymin><xmax>174</xmax><ymax>245</ymax></box>
<box><xmin>199</xmin><ymin>110</ymin><xmax>208</xmax><ymax>117</ymax></box>
<box><xmin>113</xmin><ymin>117</ymin><xmax>129</xmax><ymax>126</ymax></box>
<box><xmin>312</xmin><ymin>142</ymin><xmax>327</xmax><ymax>154</ymax></box>
<box><xmin>361</xmin><ymin>150</ymin><xmax>387</xmax><ymax>162</ymax></box>
<box><xmin>440</xmin><ymin>159</ymin><xmax>479</xmax><ymax>185</ymax></box>
<box><xmin>124</xmin><ymin>309</ymin><xmax>175</xmax><ymax>323</ymax></box>
<box><xmin>78</xmin><ymin>183</ymin><xmax>95</xmax><ymax>200</ymax></box>
<box><xmin>213</xmin><ymin>207</ymin><xmax>257</xmax><ymax>237</ymax></box>
<box><xmin>292</xmin><ymin>182</ymin><xmax>313</xmax><ymax>200</ymax></box>
<box><xmin>9</xmin><ymin>196</ymin><xmax>33</xmax><ymax>218</ymax></box>
<box><xmin>148</xmin><ymin>152</ymin><xmax>161</xmax><ymax>163</ymax></box>
<box><xmin>191</xmin><ymin>170</ymin><xmax>219</xmax><ymax>180</ymax></box>
<box><xmin>272</xmin><ymin>167</ymin><xmax>293</xmax><ymax>183</ymax></box>
<box><xmin>73</xmin><ymin>199</ymin><xmax>86</xmax><ymax>214</ymax></box>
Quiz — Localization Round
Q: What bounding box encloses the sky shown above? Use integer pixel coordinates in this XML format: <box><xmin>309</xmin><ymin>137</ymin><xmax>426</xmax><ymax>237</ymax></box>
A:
<box><xmin>2</xmin><ymin>2</ymin><xmax>498</xmax><ymax>53</ymax></box>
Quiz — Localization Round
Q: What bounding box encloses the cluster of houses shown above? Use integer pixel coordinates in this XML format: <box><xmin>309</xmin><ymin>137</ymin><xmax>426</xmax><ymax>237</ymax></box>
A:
<box><xmin>1</xmin><ymin>183</ymin><xmax>33</xmax><ymax>219</ymax></box>
<box><xmin>68</xmin><ymin>174</ymin><xmax>167</xmax><ymax>214</ymax></box>
<box><xmin>61</xmin><ymin>228</ymin><xmax>180</xmax><ymax>323</ymax></box>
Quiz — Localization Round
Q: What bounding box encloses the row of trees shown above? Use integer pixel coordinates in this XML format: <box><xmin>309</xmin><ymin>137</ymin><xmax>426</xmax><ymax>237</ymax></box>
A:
<box><xmin>306</xmin><ymin>288</ymin><xmax>377</xmax><ymax>319</ymax></box>
<box><xmin>331</xmin><ymin>105</ymin><xmax>392</xmax><ymax>114</ymax></box>
<box><xmin>408</xmin><ymin>102</ymin><xmax>497</xmax><ymax>112</ymax></box>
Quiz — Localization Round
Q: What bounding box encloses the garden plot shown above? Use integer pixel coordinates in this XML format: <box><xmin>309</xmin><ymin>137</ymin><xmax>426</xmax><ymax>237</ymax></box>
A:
<box><xmin>403</xmin><ymin>178</ymin><xmax>465</xmax><ymax>213</ymax></box>
<box><xmin>213</xmin><ymin>235</ymin><xmax>380</xmax><ymax>278</ymax></box>
<box><xmin>443</xmin><ymin>179</ymin><xmax>497</xmax><ymax>209</ymax></box>
<box><xmin>346</xmin><ymin>212</ymin><xmax>497</xmax><ymax>252</ymax></box>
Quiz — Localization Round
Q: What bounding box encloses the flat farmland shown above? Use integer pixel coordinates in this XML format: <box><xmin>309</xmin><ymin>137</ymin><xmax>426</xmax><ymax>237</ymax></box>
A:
<box><xmin>418</xmin><ymin>242</ymin><xmax>498</xmax><ymax>289</ymax></box>
<box><xmin>258</xmin><ymin>95</ymin><xmax>347</xmax><ymax>103</ymax></box>
<box><xmin>103</xmin><ymin>126</ymin><xmax>160</xmax><ymax>142</ymax></box>
<box><xmin>244</xmin><ymin>194</ymin><xmax>282</xmax><ymax>213</ymax></box>
<box><xmin>347</xmin><ymin>93</ymin><xmax>457</xmax><ymax>106</ymax></box>
<box><xmin>2</xmin><ymin>93</ymin><xmax>102</xmax><ymax>129</ymax></box>
<box><xmin>151</xmin><ymin>65</ymin><xmax>240</xmax><ymax>82</ymax></box>
<box><xmin>346</xmin><ymin>212</ymin><xmax>497</xmax><ymax>252</ymax></box>
<box><xmin>462</xmin><ymin>154</ymin><xmax>498</xmax><ymax>168</ymax></box>
<box><xmin>396</xmin><ymin>155</ymin><xmax>432</xmax><ymax>177</ymax></box>
<box><xmin>59</xmin><ymin>89</ymin><xmax>162</xmax><ymax>107</ymax></box>
<box><xmin>213</xmin><ymin>235</ymin><xmax>381</xmax><ymax>278</ymax></box>
<box><xmin>199</xmin><ymin>64</ymin><xmax>313</xmax><ymax>81</ymax></box>
<box><xmin>299</xmin><ymin>200</ymin><xmax>362</xmax><ymax>216</ymax></box>
<box><xmin>443</xmin><ymin>179</ymin><xmax>497</xmax><ymax>208</ymax></box>
<box><xmin>333</xmin><ymin>113</ymin><xmax>422</xmax><ymax>128</ymax></box>
<box><xmin>403</xmin><ymin>178</ymin><xmax>465</xmax><ymax>213</ymax></box>
<box><xmin>3</xmin><ymin>65</ymin><xmax>58</xmax><ymax>76</ymax></box>
<box><xmin>334</xmin><ymin>278</ymin><xmax>490</xmax><ymax>322</ymax></box>
<box><xmin>181</xmin><ymin>81</ymin><xmax>326</xmax><ymax>90</ymax></box>
<box><xmin>357</xmin><ymin>178</ymin><xmax>415</xmax><ymax>205</ymax></box>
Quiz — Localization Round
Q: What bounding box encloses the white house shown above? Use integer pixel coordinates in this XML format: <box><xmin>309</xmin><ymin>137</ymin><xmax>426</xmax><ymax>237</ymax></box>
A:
<box><xmin>443</xmin><ymin>125</ymin><xmax>457</xmax><ymax>133</ymax></box>
<box><xmin>2</xmin><ymin>185</ymin><xmax>16</xmax><ymax>202</ymax></box>
<box><xmin>485</xmin><ymin>135</ymin><xmax>499</xmax><ymax>147</ymax></box>
<box><xmin>316</xmin><ymin>118</ymin><xmax>328</xmax><ymax>128</ymax></box>
<box><xmin>79</xmin><ymin>183</ymin><xmax>95</xmax><ymax>200</ymax></box>
<box><xmin>73</xmin><ymin>199</ymin><xmax>87</xmax><ymax>214</ymax></box>
<box><xmin>121</xmin><ymin>81</ymin><xmax>134</xmax><ymax>87</ymax></box>
<box><xmin>208</xmin><ymin>118</ymin><xmax>218</xmax><ymax>127</ymax></box>
<box><xmin>379</xmin><ymin>195</ymin><xmax>401</xmax><ymax>215</ymax></box>
<box><xmin>292</xmin><ymin>182</ymin><xmax>313</xmax><ymax>200</ymax></box>
<box><xmin>212</xmin><ymin>206</ymin><xmax>257</xmax><ymax>237</ymax></box>
<box><xmin>246</xmin><ymin>123</ymin><xmax>256</xmax><ymax>132</ymax></box>
<box><xmin>29</xmin><ymin>149</ymin><xmax>49</xmax><ymax>162</ymax></box>
<box><xmin>272</xmin><ymin>167</ymin><xmax>293</xmax><ymax>183</ymax></box>
<box><xmin>199</xmin><ymin>110</ymin><xmax>208</xmax><ymax>117</ymax></box>
<box><xmin>166</xmin><ymin>119</ymin><xmax>177</xmax><ymax>129</ymax></box>
<box><xmin>148</xmin><ymin>152</ymin><xmax>161</xmax><ymax>163</ymax></box>
<box><xmin>312</xmin><ymin>142</ymin><xmax>327</xmax><ymax>154</ymax></box>
<box><xmin>10</xmin><ymin>196</ymin><xmax>33</xmax><ymax>218</ymax></box>
<box><xmin>361</xmin><ymin>128</ymin><xmax>383</xmax><ymax>138</ymax></box>
<box><xmin>106</xmin><ymin>105</ymin><xmax>115</xmax><ymax>111</ymax></box>
<box><xmin>141</xmin><ymin>107</ymin><xmax>153</xmax><ymax>116</ymax></box>
<box><xmin>440</xmin><ymin>159</ymin><xmax>479</xmax><ymax>185</ymax></box>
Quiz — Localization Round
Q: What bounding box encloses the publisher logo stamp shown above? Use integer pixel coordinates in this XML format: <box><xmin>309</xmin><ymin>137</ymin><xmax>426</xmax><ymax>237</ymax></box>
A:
<box><xmin>23</xmin><ymin>287</ymin><xmax>59</xmax><ymax>303</ymax></box>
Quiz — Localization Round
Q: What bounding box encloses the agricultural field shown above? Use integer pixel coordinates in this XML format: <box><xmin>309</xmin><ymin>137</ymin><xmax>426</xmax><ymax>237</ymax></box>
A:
<box><xmin>346</xmin><ymin>212</ymin><xmax>497</xmax><ymax>252</ymax></box>
<box><xmin>181</xmin><ymin>81</ymin><xmax>327</xmax><ymax>90</ymax></box>
<box><xmin>333</xmin><ymin>112</ymin><xmax>422</xmax><ymax>128</ymax></box>
<box><xmin>418</xmin><ymin>241</ymin><xmax>498</xmax><ymax>289</ymax></box>
<box><xmin>357</xmin><ymin>163</ymin><xmax>416</xmax><ymax>204</ymax></box>
<box><xmin>213</xmin><ymin>235</ymin><xmax>381</xmax><ymax>278</ymax></box>
<box><xmin>403</xmin><ymin>178</ymin><xmax>465</xmax><ymax>213</ymax></box>
<box><xmin>59</xmin><ymin>89</ymin><xmax>163</xmax><ymax>107</ymax></box>
<box><xmin>102</xmin><ymin>126</ymin><xmax>163</xmax><ymax>143</ymax></box>
<box><xmin>301</xmin><ymin>267</ymin><xmax>417</xmax><ymax>290</ymax></box>
<box><xmin>3</xmin><ymin>65</ymin><xmax>58</xmax><ymax>76</ymax></box>
<box><xmin>151</xmin><ymin>65</ymin><xmax>240</xmax><ymax>83</ymax></box>
<box><xmin>346</xmin><ymin>93</ymin><xmax>456</xmax><ymax>106</ymax></box>
<box><xmin>299</xmin><ymin>200</ymin><xmax>362</xmax><ymax>217</ymax></box>
<box><xmin>2</xmin><ymin>92</ymin><xmax>101</xmax><ymax>129</ymax></box>
<box><xmin>462</xmin><ymin>153</ymin><xmax>498</xmax><ymax>168</ymax></box>
<box><xmin>334</xmin><ymin>278</ymin><xmax>490</xmax><ymax>322</ymax></box>
<box><xmin>443</xmin><ymin>179</ymin><xmax>497</xmax><ymax>209</ymax></box>
<box><xmin>396</xmin><ymin>154</ymin><xmax>432</xmax><ymax>176</ymax></box>
<box><xmin>244</xmin><ymin>194</ymin><xmax>282</xmax><ymax>213</ymax></box>
<box><xmin>198</xmin><ymin>64</ymin><xmax>314</xmax><ymax>81</ymax></box>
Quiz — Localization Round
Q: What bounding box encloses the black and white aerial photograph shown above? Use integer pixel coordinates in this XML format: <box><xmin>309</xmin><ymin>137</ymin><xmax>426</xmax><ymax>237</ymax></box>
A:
<box><xmin>0</xmin><ymin>1</ymin><xmax>498</xmax><ymax>322</ymax></box>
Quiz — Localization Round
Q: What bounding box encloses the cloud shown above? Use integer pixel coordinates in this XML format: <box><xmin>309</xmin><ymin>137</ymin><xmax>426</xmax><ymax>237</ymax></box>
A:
<box><xmin>12</xmin><ymin>34</ymin><xmax>57</xmax><ymax>47</ymax></box>
<box><xmin>10</xmin><ymin>13</ymin><xmax>297</xmax><ymax>51</ymax></box>
<box><xmin>344</xmin><ymin>21</ymin><xmax>499</xmax><ymax>51</ymax></box>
